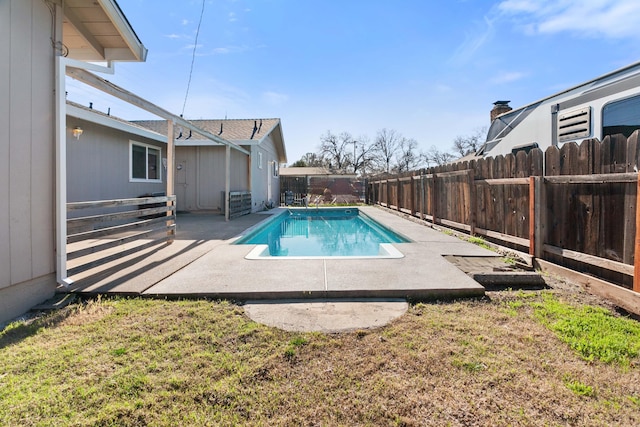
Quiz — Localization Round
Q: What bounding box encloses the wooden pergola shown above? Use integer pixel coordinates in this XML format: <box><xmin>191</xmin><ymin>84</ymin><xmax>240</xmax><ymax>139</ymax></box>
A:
<box><xmin>56</xmin><ymin>58</ymin><xmax>249</xmax><ymax>285</ymax></box>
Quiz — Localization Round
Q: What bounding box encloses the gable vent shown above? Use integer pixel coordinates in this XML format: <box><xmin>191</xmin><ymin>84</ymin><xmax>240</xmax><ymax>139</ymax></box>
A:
<box><xmin>558</xmin><ymin>107</ymin><xmax>591</xmax><ymax>142</ymax></box>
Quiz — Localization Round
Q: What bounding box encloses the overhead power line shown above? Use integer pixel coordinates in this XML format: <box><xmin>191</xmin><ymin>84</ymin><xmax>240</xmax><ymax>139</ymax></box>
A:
<box><xmin>181</xmin><ymin>0</ymin><xmax>206</xmax><ymax>118</ymax></box>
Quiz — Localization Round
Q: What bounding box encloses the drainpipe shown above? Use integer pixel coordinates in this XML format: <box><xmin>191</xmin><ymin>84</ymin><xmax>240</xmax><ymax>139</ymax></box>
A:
<box><xmin>55</xmin><ymin>56</ymin><xmax>115</xmax><ymax>287</ymax></box>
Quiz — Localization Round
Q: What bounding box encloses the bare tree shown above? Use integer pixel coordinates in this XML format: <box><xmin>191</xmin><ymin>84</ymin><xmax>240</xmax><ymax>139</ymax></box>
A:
<box><xmin>371</xmin><ymin>128</ymin><xmax>403</xmax><ymax>174</ymax></box>
<box><xmin>425</xmin><ymin>145</ymin><xmax>456</xmax><ymax>166</ymax></box>
<box><xmin>351</xmin><ymin>135</ymin><xmax>374</xmax><ymax>176</ymax></box>
<box><xmin>452</xmin><ymin>127</ymin><xmax>487</xmax><ymax>157</ymax></box>
<box><xmin>319</xmin><ymin>131</ymin><xmax>353</xmax><ymax>171</ymax></box>
<box><xmin>394</xmin><ymin>138</ymin><xmax>420</xmax><ymax>173</ymax></box>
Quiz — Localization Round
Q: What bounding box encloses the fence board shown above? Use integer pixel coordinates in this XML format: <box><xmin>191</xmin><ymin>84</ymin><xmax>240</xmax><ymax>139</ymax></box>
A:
<box><xmin>67</xmin><ymin>196</ymin><xmax>176</xmax><ymax>280</ymax></box>
<box><xmin>366</xmin><ymin>135</ymin><xmax>640</xmax><ymax>290</ymax></box>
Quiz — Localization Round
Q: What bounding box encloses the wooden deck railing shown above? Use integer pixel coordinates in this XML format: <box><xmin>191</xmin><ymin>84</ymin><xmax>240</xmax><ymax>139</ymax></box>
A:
<box><xmin>66</xmin><ymin>195</ymin><xmax>176</xmax><ymax>278</ymax></box>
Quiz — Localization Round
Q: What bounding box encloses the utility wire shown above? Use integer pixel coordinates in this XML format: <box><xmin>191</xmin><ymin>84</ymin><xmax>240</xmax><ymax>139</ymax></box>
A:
<box><xmin>181</xmin><ymin>0</ymin><xmax>206</xmax><ymax>118</ymax></box>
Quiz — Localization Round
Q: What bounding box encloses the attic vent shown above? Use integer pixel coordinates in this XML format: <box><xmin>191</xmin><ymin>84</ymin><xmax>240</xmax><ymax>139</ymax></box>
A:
<box><xmin>557</xmin><ymin>107</ymin><xmax>591</xmax><ymax>142</ymax></box>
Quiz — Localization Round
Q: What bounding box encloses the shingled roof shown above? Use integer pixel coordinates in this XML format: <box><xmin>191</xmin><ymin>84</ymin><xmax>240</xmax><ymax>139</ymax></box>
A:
<box><xmin>133</xmin><ymin>118</ymin><xmax>287</xmax><ymax>163</ymax></box>
<box><xmin>132</xmin><ymin>118</ymin><xmax>276</xmax><ymax>143</ymax></box>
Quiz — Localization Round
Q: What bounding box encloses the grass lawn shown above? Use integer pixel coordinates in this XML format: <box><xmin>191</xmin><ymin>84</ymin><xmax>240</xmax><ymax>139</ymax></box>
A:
<box><xmin>1</xmin><ymin>282</ymin><xmax>640</xmax><ymax>426</ymax></box>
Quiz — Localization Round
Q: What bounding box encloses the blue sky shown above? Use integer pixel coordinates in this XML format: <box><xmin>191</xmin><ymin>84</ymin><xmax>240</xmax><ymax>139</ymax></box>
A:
<box><xmin>66</xmin><ymin>0</ymin><xmax>640</xmax><ymax>163</ymax></box>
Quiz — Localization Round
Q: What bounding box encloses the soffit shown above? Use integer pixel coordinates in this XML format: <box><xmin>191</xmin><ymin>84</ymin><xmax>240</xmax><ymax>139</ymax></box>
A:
<box><xmin>62</xmin><ymin>0</ymin><xmax>147</xmax><ymax>62</ymax></box>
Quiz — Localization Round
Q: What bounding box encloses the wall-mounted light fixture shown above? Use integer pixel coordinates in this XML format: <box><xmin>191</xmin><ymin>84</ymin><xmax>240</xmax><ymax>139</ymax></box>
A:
<box><xmin>72</xmin><ymin>126</ymin><xmax>83</xmax><ymax>140</ymax></box>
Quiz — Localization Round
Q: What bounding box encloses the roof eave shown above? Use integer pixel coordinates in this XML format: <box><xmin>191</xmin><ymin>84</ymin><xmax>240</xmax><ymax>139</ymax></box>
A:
<box><xmin>67</xmin><ymin>104</ymin><xmax>166</xmax><ymax>143</ymax></box>
<box><xmin>98</xmin><ymin>0</ymin><xmax>148</xmax><ymax>62</ymax></box>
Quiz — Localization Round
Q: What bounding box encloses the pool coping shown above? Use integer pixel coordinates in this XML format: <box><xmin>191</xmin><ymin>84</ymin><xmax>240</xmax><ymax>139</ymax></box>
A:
<box><xmin>140</xmin><ymin>206</ymin><xmax>495</xmax><ymax>301</ymax></box>
<box><xmin>65</xmin><ymin>206</ymin><xmax>498</xmax><ymax>301</ymax></box>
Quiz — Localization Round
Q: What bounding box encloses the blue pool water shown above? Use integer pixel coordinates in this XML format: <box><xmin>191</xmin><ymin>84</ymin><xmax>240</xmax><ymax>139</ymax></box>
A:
<box><xmin>235</xmin><ymin>208</ymin><xmax>409</xmax><ymax>258</ymax></box>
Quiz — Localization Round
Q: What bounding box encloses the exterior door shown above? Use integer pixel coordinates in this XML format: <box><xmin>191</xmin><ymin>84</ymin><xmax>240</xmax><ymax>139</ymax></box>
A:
<box><xmin>176</xmin><ymin>160</ymin><xmax>187</xmax><ymax>211</ymax></box>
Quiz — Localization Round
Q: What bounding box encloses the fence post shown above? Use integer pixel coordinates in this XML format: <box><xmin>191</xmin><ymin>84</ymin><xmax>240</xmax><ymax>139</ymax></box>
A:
<box><xmin>634</xmin><ymin>174</ymin><xmax>640</xmax><ymax>292</ymax></box>
<box><xmin>431</xmin><ymin>173</ymin><xmax>438</xmax><ymax>226</ymax></box>
<box><xmin>419</xmin><ymin>175</ymin><xmax>425</xmax><ymax>220</ymax></box>
<box><xmin>529</xmin><ymin>176</ymin><xmax>546</xmax><ymax>258</ymax></box>
<box><xmin>529</xmin><ymin>176</ymin><xmax>536</xmax><ymax>256</ymax></box>
<box><xmin>468</xmin><ymin>169</ymin><xmax>476</xmax><ymax>236</ymax></box>
<box><xmin>396</xmin><ymin>178</ymin><xmax>401</xmax><ymax>211</ymax></box>
<box><xmin>410</xmin><ymin>175</ymin><xmax>416</xmax><ymax>216</ymax></box>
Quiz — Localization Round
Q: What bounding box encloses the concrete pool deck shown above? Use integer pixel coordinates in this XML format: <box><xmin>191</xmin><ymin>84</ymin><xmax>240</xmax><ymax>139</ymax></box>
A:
<box><xmin>67</xmin><ymin>206</ymin><xmax>495</xmax><ymax>300</ymax></box>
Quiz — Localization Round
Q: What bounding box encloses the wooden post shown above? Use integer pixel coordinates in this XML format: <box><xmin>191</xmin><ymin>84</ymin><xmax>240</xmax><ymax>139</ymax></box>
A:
<box><xmin>431</xmin><ymin>173</ymin><xmax>438</xmax><ymax>226</ymax></box>
<box><xmin>410</xmin><ymin>175</ymin><xmax>416</xmax><ymax>216</ymax></box>
<box><xmin>166</xmin><ymin>119</ymin><xmax>175</xmax><ymax>240</ymax></box>
<box><xmin>529</xmin><ymin>176</ymin><xmax>536</xmax><ymax>256</ymax></box>
<box><xmin>387</xmin><ymin>179</ymin><xmax>391</xmax><ymax>208</ymax></box>
<box><xmin>247</xmin><ymin>148</ymin><xmax>252</xmax><ymax>205</ymax></box>
<box><xmin>529</xmin><ymin>176</ymin><xmax>545</xmax><ymax>258</ymax></box>
<box><xmin>225</xmin><ymin>145</ymin><xmax>231</xmax><ymax>221</ymax></box>
<box><xmin>468</xmin><ymin>169</ymin><xmax>476</xmax><ymax>236</ymax></box>
<box><xmin>419</xmin><ymin>175</ymin><xmax>425</xmax><ymax>220</ymax></box>
<box><xmin>634</xmin><ymin>174</ymin><xmax>640</xmax><ymax>292</ymax></box>
<box><xmin>396</xmin><ymin>178</ymin><xmax>401</xmax><ymax>211</ymax></box>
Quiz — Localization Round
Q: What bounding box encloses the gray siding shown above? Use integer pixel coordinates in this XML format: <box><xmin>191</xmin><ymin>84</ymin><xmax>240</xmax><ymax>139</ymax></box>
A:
<box><xmin>66</xmin><ymin>118</ymin><xmax>166</xmax><ymax>205</ymax></box>
<box><xmin>250</xmin><ymin>136</ymin><xmax>281</xmax><ymax>211</ymax></box>
<box><xmin>175</xmin><ymin>146</ymin><xmax>249</xmax><ymax>212</ymax></box>
<box><xmin>0</xmin><ymin>0</ymin><xmax>55</xmax><ymax>291</ymax></box>
<box><xmin>0</xmin><ymin>0</ymin><xmax>57</xmax><ymax>322</ymax></box>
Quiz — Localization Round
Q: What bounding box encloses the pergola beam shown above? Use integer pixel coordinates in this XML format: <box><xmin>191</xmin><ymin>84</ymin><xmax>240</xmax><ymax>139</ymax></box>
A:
<box><xmin>65</xmin><ymin>66</ymin><xmax>250</xmax><ymax>155</ymax></box>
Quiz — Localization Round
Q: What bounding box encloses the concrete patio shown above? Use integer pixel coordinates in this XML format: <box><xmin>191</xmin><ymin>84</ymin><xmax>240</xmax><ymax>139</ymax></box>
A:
<box><xmin>65</xmin><ymin>206</ymin><xmax>496</xmax><ymax>301</ymax></box>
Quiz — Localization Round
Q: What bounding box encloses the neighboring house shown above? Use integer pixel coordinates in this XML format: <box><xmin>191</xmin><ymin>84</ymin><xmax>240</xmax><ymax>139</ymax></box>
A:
<box><xmin>479</xmin><ymin>61</ymin><xmax>640</xmax><ymax>158</ymax></box>
<box><xmin>1</xmin><ymin>0</ymin><xmax>147</xmax><ymax>324</ymax></box>
<box><xmin>133</xmin><ymin>119</ymin><xmax>287</xmax><ymax>213</ymax></box>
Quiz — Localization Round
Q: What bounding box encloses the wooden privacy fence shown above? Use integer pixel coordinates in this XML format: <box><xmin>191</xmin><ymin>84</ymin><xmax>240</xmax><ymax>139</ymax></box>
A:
<box><xmin>368</xmin><ymin>132</ymin><xmax>640</xmax><ymax>292</ymax></box>
<box><xmin>66</xmin><ymin>195</ymin><xmax>176</xmax><ymax>278</ymax></box>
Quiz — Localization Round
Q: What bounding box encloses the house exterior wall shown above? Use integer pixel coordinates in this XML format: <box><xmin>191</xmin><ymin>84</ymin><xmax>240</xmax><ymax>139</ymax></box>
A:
<box><xmin>174</xmin><ymin>145</ymin><xmax>249</xmax><ymax>212</ymax></box>
<box><xmin>0</xmin><ymin>0</ymin><xmax>58</xmax><ymax>324</ymax></box>
<box><xmin>66</xmin><ymin>117</ymin><xmax>166</xmax><ymax>208</ymax></box>
<box><xmin>250</xmin><ymin>135</ymin><xmax>280</xmax><ymax>211</ymax></box>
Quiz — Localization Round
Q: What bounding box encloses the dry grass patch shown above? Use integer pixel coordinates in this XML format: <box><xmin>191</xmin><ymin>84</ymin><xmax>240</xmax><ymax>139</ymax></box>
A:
<box><xmin>1</xmin><ymin>287</ymin><xmax>639</xmax><ymax>426</ymax></box>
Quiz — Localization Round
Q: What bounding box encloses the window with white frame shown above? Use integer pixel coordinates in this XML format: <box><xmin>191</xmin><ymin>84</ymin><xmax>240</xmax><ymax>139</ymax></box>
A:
<box><xmin>130</xmin><ymin>141</ymin><xmax>161</xmax><ymax>182</ymax></box>
<box><xmin>272</xmin><ymin>161</ymin><xmax>279</xmax><ymax>177</ymax></box>
<box><xmin>258</xmin><ymin>151</ymin><xmax>263</xmax><ymax>169</ymax></box>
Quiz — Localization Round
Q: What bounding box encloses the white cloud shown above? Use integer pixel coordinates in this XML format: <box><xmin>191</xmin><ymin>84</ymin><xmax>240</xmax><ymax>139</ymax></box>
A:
<box><xmin>490</xmin><ymin>71</ymin><xmax>528</xmax><ymax>84</ymax></box>
<box><xmin>449</xmin><ymin>15</ymin><xmax>496</xmax><ymax>65</ymax></box>
<box><xmin>184</xmin><ymin>43</ymin><xmax>204</xmax><ymax>50</ymax></box>
<box><xmin>262</xmin><ymin>91</ymin><xmax>289</xmax><ymax>106</ymax></box>
<box><xmin>497</xmin><ymin>0</ymin><xmax>640</xmax><ymax>39</ymax></box>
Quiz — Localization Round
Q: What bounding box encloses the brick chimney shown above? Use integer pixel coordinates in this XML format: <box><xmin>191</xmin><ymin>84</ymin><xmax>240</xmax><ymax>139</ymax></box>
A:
<box><xmin>491</xmin><ymin>100</ymin><xmax>512</xmax><ymax>122</ymax></box>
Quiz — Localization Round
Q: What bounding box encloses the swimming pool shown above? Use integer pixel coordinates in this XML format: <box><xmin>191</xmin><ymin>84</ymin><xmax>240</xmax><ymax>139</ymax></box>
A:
<box><xmin>234</xmin><ymin>208</ymin><xmax>410</xmax><ymax>259</ymax></box>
